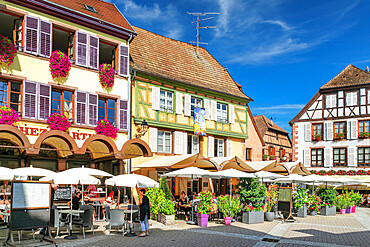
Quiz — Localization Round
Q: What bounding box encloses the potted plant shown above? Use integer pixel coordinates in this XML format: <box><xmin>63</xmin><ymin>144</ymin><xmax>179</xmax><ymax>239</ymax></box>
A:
<box><xmin>159</xmin><ymin>199</ymin><xmax>175</xmax><ymax>225</ymax></box>
<box><xmin>345</xmin><ymin>190</ymin><xmax>354</xmax><ymax>214</ymax></box>
<box><xmin>308</xmin><ymin>194</ymin><xmax>321</xmax><ymax>216</ymax></box>
<box><xmin>0</xmin><ymin>106</ymin><xmax>20</xmax><ymax>125</ymax></box>
<box><xmin>0</xmin><ymin>34</ymin><xmax>17</xmax><ymax>66</ymax></box>
<box><xmin>196</xmin><ymin>190</ymin><xmax>214</xmax><ymax>227</ymax></box>
<box><xmin>99</xmin><ymin>63</ymin><xmax>115</xmax><ymax>90</ymax></box>
<box><xmin>359</xmin><ymin>132</ymin><xmax>370</xmax><ymax>139</ymax></box>
<box><xmin>146</xmin><ymin>188</ymin><xmax>165</xmax><ymax>221</ymax></box>
<box><xmin>217</xmin><ymin>195</ymin><xmax>242</xmax><ymax>225</ymax></box>
<box><xmin>318</xmin><ymin>188</ymin><xmax>337</xmax><ymax>216</ymax></box>
<box><xmin>46</xmin><ymin>113</ymin><xmax>71</xmax><ymax>132</ymax></box>
<box><xmin>94</xmin><ymin>119</ymin><xmax>118</xmax><ymax>139</ymax></box>
<box><xmin>239</xmin><ymin>177</ymin><xmax>266</xmax><ymax>224</ymax></box>
<box><xmin>336</xmin><ymin>194</ymin><xmax>347</xmax><ymax>215</ymax></box>
<box><xmin>265</xmin><ymin>184</ymin><xmax>277</xmax><ymax>221</ymax></box>
<box><xmin>334</xmin><ymin>133</ymin><xmax>345</xmax><ymax>140</ymax></box>
<box><xmin>294</xmin><ymin>186</ymin><xmax>309</xmax><ymax>218</ymax></box>
<box><xmin>49</xmin><ymin>50</ymin><xmax>71</xmax><ymax>80</ymax></box>
<box><xmin>350</xmin><ymin>192</ymin><xmax>363</xmax><ymax>213</ymax></box>
<box><xmin>313</xmin><ymin>134</ymin><xmax>322</xmax><ymax>141</ymax></box>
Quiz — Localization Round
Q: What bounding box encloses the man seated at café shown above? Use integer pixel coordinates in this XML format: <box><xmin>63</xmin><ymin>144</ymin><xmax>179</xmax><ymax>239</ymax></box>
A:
<box><xmin>177</xmin><ymin>191</ymin><xmax>191</xmax><ymax>221</ymax></box>
<box><xmin>68</xmin><ymin>190</ymin><xmax>82</xmax><ymax>210</ymax></box>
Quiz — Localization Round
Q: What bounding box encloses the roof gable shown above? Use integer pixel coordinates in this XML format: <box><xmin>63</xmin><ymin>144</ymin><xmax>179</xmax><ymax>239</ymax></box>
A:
<box><xmin>130</xmin><ymin>26</ymin><xmax>251</xmax><ymax>101</ymax></box>
<box><xmin>254</xmin><ymin>115</ymin><xmax>288</xmax><ymax>136</ymax></box>
<box><xmin>321</xmin><ymin>64</ymin><xmax>370</xmax><ymax>89</ymax></box>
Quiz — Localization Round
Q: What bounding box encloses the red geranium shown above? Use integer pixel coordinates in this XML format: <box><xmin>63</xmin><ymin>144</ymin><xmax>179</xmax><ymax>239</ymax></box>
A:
<box><xmin>49</xmin><ymin>51</ymin><xmax>71</xmax><ymax>79</ymax></box>
<box><xmin>94</xmin><ymin>119</ymin><xmax>118</xmax><ymax>139</ymax></box>
<box><xmin>0</xmin><ymin>34</ymin><xmax>17</xmax><ymax>66</ymax></box>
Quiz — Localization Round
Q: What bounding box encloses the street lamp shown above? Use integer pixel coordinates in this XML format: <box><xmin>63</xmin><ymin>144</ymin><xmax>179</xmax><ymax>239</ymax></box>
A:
<box><xmin>134</xmin><ymin>120</ymin><xmax>148</xmax><ymax>138</ymax></box>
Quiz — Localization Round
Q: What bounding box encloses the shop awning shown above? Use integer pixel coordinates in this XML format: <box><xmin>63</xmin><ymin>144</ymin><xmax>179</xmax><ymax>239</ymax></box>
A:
<box><xmin>244</xmin><ymin>161</ymin><xmax>280</xmax><ymax>172</ymax></box>
<box><xmin>283</xmin><ymin>161</ymin><xmax>311</xmax><ymax>175</ymax></box>
<box><xmin>211</xmin><ymin>156</ymin><xmax>255</xmax><ymax>172</ymax></box>
<box><xmin>134</xmin><ymin>153</ymin><xmax>217</xmax><ymax>170</ymax></box>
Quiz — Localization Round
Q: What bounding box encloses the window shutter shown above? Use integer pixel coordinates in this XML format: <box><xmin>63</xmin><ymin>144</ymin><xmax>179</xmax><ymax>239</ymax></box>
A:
<box><xmin>24</xmin><ymin>16</ymin><xmax>39</xmax><ymax>54</ymax></box>
<box><xmin>118</xmin><ymin>45</ymin><xmax>129</xmax><ymax>76</ymax></box>
<box><xmin>304</xmin><ymin>123</ymin><xmax>311</xmax><ymax>142</ymax></box>
<box><xmin>88</xmin><ymin>93</ymin><xmax>98</xmax><ymax>126</ymax></box>
<box><xmin>149</xmin><ymin>127</ymin><xmax>158</xmax><ymax>153</ymax></box>
<box><xmin>228</xmin><ymin>104</ymin><xmax>235</xmax><ymax>124</ymax></box>
<box><xmin>88</xmin><ymin>35</ymin><xmax>99</xmax><ymax>69</ymax></box>
<box><xmin>204</xmin><ymin>99</ymin><xmax>211</xmax><ymax>119</ymax></box>
<box><xmin>352</xmin><ymin>93</ymin><xmax>358</xmax><ymax>106</ymax></box>
<box><xmin>76</xmin><ymin>31</ymin><xmax>88</xmax><ymax>66</ymax></box>
<box><xmin>226</xmin><ymin>138</ymin><xmax>232</xmax><ymax>157</ymax></box>
<box><xmin>192</xmin><ymin>135</ymin><xmax>199</xmax><ymax>154</ymax></box>
<box><xmin>75</xmin><ymin>91</ymin><xmax>87</xmax><ymax>125</ymax></box>
<box><xmin>38</xmin><ymin>83</ymin><xmax>51</xmax><ymax>120</ymax></box>
<box><xmin>183</xmin><ymin>132</ymin><xmax>188</xmax><ymax>154</ymax></box>
<box><xmin>324</xmin><ymin>148</ymin><xmax>331</xmax><ymax>168</ymax></box>
<box><xmin>351</xmin><ymin>120</ymin><xmax>357</xmax><ymax>139</ymax></box>
<box><xmin>208</xmin><ymin>136</ymin><xmax>214</xmax><ymax>158</ymax></box>
<box><xmin>118</xmin><ymin>99</ymin><xmax>128</xmax><ymax>130</ymax></box>
<box><xmin>348</xmin><ymin>147</ymin><xmax>355</xmax><ymax>167</ymax></box>
<box><xmin>211</xmin><ymin>100</ymin><xmax>217</xmax><ymax>121</ymax></box>
<box><xmin>303</xmin><ymin>149</ymin><xmax>310</xmax><ymax>167</ymax></box>
<box><xmin>327</xmin><ymin>122</ymin><xmax>333</xmax><ymax>141</ymax></box>
<box><xmin>23</xmin><ymin>81</ymin><xmax>38</xmax><ymax>119</ymax></box>
<box><xmin>174</xmin><ymin>131</ymin><xmax>183</xmax><ymax>155</ymax></box>
<box><xmin>151</xmin><ymin>86</ymin><xmax>160</xmax><ymax>111</ymax></box>
<box><xmin>176</xmin><ymin>92</ymin><xmax>183</xmax><ymax>115</ymax></box>
<box><xmin>38</xmin><ymin>20</ymin><xmax>52</xmax><ymax>57</ymax></box>
<box><xmin>347</xmin><ymin>120</ymin><xmax>352</xmax><ymax>139</ymax></box>
<box><xmin>184</xmin><ymin>94</ymin><xmax>191</xmax><ymax>116</ymax></box>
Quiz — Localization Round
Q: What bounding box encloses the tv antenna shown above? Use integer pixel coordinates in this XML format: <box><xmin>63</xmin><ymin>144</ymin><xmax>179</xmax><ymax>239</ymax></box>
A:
<box><xmin>187</xmin><ymin>12</ymin><xmax>219</xmax><ymax>56</ymax></box>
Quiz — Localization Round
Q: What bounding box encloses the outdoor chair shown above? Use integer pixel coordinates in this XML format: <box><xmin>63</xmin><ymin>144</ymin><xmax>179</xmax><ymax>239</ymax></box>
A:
<box><xmin>107</xmin><ymin>209</ymin><xmax>126</xmax><ymax>237</ymax></box>
<box><xmin>104</xmin><ymin>205</ymin><xmax>111</xmax><ymax>229</ymax></box>
<box><xmin>73</xmin><ymin>207</ymin><xmax>94</xmax><ymax>238</ymax></box>
<box><xmin>51</xmin><ymin>207</ymin><xmax>68</xmax><ymax>237</ymax></box>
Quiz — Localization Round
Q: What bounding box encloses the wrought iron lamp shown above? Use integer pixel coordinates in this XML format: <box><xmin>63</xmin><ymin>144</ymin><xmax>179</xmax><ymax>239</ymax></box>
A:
<box><xmin>134</xmin><ymin>120</ymin><xmax>148</xmax><ymax>138</ymax></box>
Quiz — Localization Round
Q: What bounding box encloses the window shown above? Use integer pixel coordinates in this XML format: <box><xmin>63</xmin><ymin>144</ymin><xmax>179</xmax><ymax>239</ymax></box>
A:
<box><xmin>216</xmin><ymin>103</ymin><xmax>227</xmax><ymax>122</ymax></box>
<box><xmin>0</xmin><ymin>79</ymin><xmax>22</xmax><ymax>115</ymax></box>
<box><xmin>52</xmin><ymin>27</ymin><xmax>74</xmax><ymax>61</ymax></box>
<box><xmin>334</xmin><ymin>122</ymin><xmax>346</xmax><ymax>139</ymax></box>
<box><xmin>159</xmin><ymin>90</ymin><xmax>173</xmax><ymax>113</ymax></box>
<box><xmin>84</xmin><ymin>5</ymin><xmax>97</xmax><ymax>13</ymax></box>
<box><xmin>311</xmin><ymin>149</ymin><xmax>324</xmax><ymax>167</ymax></box>
<box><xmin>246</xmin><ymin>148</ymin><xmax>252</xmax><ymax>161</ymax></box>
<box><xmin>187</xmin><ymin>135</ymin><xmax>199</xmax><ymax>154</ymax></box>
<box><xmin>312</xmin><ymin>123</ymin><xmax>323</xmax><ymax>140</ymax></box>
<box><xmin>0</xmin><ymin>11</ymin><xmax>23</xmax><ymax>50</ymax></box>
<box><xmin>98</xmin><ymin>98</ymin><xmax>116</xmax><ymax>124</ymax></box>
<box><xmin>358</xmin><ymin>120</ymin><xmax>370</xmax><ymax>137</ymax></box>
<box><xmin>358</xmin><ymin>147</ymin><xmax>370</xmax><ymax>166</ymax></box>
<box><xmin>51</xmin><ymin>89</ymin><xmax>73</xmax><ymax>119</ymax></box>
<box><xmin>333</xmin><ymin>148</ymin><xmax>347</xmax><ymax>166</ymax></box>
<box><xmin>346</xmin><ymin>92</ymin><xmax>357</xmax><ymax>106</ymax></box>
<box><xmin>326</xmin><ymin>94</ymin><xmax>336</xmax><ymax>108</ymax></box>
<box><xmin>191</xmin><ymin>97</ymin><xmax>202</xmax><ymax>116</ymax></box>
<box><xmin>268</xmin><ymin>146</ymin><xmax>275</xmax><ymax>156</ymax></box>
<box><xmin>214</xmin><ymin>138</ymin><xmax>224</xmax><ymax>157</ymax></box>
<box><xmin>158</xmin><ymin>131</ymin><xmax>172</xmax><ymax>153</ymax></box>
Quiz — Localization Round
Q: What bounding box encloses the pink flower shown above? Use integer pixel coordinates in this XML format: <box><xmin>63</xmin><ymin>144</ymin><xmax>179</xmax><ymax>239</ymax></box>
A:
<box><xmin>49</xmin><ymin>51</ymin><xmax>71</xmax><ymax>79</ymax></box>
<box><xmin>94</xmin><ymin>119</ymin><xmax>118</xmax><ymax>139</ymax></box>
<box><xmin>0</xmin><ymin>35</ymin><xmax>17</xmax><ymax>66</ymax></box>
<box><xmin>0</xmin><ymin>106</ymin><xmax>19</xmax><ymax>125</ymax></box>
<box><xmin>47</xmin><ymin>113</ymin><xmax>71</xmax><ymax>132</ymax></box>
<box><xmin>99</xmin><ymin>63</ymin><xmax>115</xmax><ymax>89</ymax></box>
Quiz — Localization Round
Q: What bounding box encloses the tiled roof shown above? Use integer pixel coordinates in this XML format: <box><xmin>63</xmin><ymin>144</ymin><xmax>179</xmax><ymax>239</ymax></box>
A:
<box><xmin>254</xmin><ymin>115</ymin><xmax>288</xmax><ymax>137</ymax></box>
<box><xmin>46</xmin><ymin>0</ymin><xmax>135</xmax><ymax>32</ymax></box>
<box><xmin>321</xmin><ymin>64</ymin><xmax>370</xmax><ymax>89</ymax></box>
<box><xmin>130</xmin><ymin>26</ymin><xmax>251</xmax><ymax>101</ymax></box>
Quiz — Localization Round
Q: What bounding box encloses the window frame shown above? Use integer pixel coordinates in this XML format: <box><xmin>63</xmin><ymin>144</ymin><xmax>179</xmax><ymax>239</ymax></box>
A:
<box><xmin>325</xmin><ymin>94</ymin><xmax>337</xmax><ymax>108</ymax></box>
<box><xmin>0</xmin><ymin>78</ymin><xmax>22</xmax><ymax>116</ymax></box>
<box><xmin>159</xmin><ymin>89</ymin><xmax>173</xmax><ymax>113</ymax></box>
<box><xmin>358</xmin><ymin>120</ymin><xmax>370</xmax><ymax>136</ymax></box>
<box><xmin>333</xmin><ymin>147</ymin><xmax>347</xmax><ymax>167</ymax></box>
<box><xmin>358</xmin><ymin>147</ymin><xmax>370</xmax><ymax>167</ymax></box>
<box><xmin>187</xmin><ymin>134</ymin><xmax>200</xmax><ymax>154</ymax></box>
<box><xmin>158</xmin><ymin>130</ymin><xmax>172</xmax><ymax>154</ymax></box>
<box><xmin>98</xmin><ymin>97</ymin><xmax>117</xmax><ymax>124</ymax></box>
<box><xmin>51</xmin><ymin>88</ymin><xmax>74</xmax><ymax>119</ymax></box>
<box><xmin>311</xmin><ymin>148</ymin><xmax>324</xmax><ymax>167</ymax></box>
<box><xmin>334</xmin><ymin>121</ymin><xmax>346</xmax><ymax>140</ymax></box>
<box><xmin>214</xmin><ymin>138</ymin><xmax>225</xmax><ymax>157</ymax></box>
<box><xmin>246</xmin><ymin>148</ymin><xmax>252</xmax><ymax>161</ymax></box>
<box><xmin>216</xmin><ymin>102</ymin><xmax>228</xmax><ymax>123</ymax></box>
<box><xmin>312</xmin><ymin>123</ymin><xmax>323</xmax><ymax>141</ymax></box>
<box><xmin>346</xmin><ymin>91</ymin><xmax>358</xmax><ymax>106</ymax></box>
<box><xmin>190</xmin><ymin>97</ymin><xmax>202</xmax><ymax>116</ymax></box>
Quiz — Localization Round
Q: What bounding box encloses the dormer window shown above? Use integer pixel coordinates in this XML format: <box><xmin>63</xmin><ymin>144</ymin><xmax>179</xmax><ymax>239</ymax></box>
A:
<box><xmin>84</xmin><ymin>5</ymin><xmax>97</xmax><ymax>14</ymax></box>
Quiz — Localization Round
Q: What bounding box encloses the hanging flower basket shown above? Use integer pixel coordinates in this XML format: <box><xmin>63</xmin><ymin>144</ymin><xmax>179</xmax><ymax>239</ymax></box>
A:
<box><xmin>0</xmin><ymin>106</ymin><xmax>20</xmax><ymax>125</ymax></box>
<box><xmin>47</xmin><ymin>113</ymin><xmax>71</xmax><ymax>132</ymax></box>
<box><xmin>0</xmin><ymin>34</ymin><xmax>17</xmax><ymax>66</ymax></box>
<box><xmin>99</xmin><ymin>63</ymin><xmax>115</xmax><ymax>90</ymax></box>
<box><xmin>49</xmin><ymin>50</ymin><xmax>71</xmax><ymax>79</ymax></box>
<box><xmin>327</xmin><ymin>170</ymin><xmax>336</xmax><ymax>176</ymax></box>
<box><xmin>94</xmin><ymin>119</ymin><xmax>117</xmax><ymax>139</ymax></box>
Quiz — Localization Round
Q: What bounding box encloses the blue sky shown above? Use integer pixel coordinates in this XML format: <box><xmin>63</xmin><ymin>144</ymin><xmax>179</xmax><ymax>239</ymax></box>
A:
<box><xmin>110</xmin><ymin>0</ymin><xmax>370</xmax><ymax>134</ymax></box>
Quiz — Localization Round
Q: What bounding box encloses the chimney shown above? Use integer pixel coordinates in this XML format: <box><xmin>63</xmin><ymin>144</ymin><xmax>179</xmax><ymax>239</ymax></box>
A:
<box><xmin>270</xmin><ymin>117</ymin><xmax>273</xmax><ymax>125</ymax></box>
<box><xmin>366</xmin><ymin>66</ymin><xmax>369</xmax><ymax>72</ymax></box>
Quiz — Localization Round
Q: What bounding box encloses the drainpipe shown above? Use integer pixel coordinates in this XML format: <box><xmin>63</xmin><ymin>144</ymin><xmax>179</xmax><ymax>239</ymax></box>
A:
<box><xmin>127</xmin><ymin>33</ymin><xmax>135</xmax><ymax>174</ymax></box>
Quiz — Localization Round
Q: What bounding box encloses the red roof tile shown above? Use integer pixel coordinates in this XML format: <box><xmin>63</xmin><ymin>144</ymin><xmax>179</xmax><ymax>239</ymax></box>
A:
<box><xmin>130</xmin><ymin>26</ymin><xmax>251</xmax><ymax>101</ymax></box>
<box><xmin>321</xmin><ymin>64</ymin><xmax>370</xmax><ymax>89</ymax></box>
<box><xmin>254</xmin><ymin>115</ymin><xmax>288</xmax><ymax>136</ymax></box>
<box><xmin>46</xmin><ymin>0</ymin><xmax>134</xmax><ymax>32</ymax></box>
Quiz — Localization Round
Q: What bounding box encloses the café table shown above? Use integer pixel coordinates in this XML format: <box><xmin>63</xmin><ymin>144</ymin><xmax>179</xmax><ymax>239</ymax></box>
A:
<box><xmin>123</xmin><ymin>208</ymin><xmax>138</xmax><ymax>236</ymax></box>
<box><xmin>59</xmin><ymin>209</ymin><xmax>84</xmax><ymax>239</ymax></box>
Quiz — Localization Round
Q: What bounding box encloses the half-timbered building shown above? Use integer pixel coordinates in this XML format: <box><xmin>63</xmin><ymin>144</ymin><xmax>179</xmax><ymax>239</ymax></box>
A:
<box><xmin>290</xmin><ymin>65</ymin><xmax>370</xmax><ymax>170</ymax></box>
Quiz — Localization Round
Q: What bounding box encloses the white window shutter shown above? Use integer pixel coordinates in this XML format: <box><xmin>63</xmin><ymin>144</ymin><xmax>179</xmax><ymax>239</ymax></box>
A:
<box><xmin>327</xmin><ymin>122</ymin><xmax>333</xmax><ymax>141</ymax></box>
<box><xmin>192</xmin><ymin>135</ymin><xmax>199</xmax><ymax>154</ymax></box>
<box><xmin>24</xmin><ymin>15</ymin><xmax>39</xmax><ymax>55</ymax></box>
<box><xmin>151</xmin><ymin>86</ymin><xmax>160</xmax><ymax>111</ymax></box>
<box><xmin>183</xmin><ymin>132</ymin><xmax>188</xmax><ymax>154</ymax></box>
<box><xmin>348</xmin><ymin>147</ymin><xmax>355</xmax><ymax>167</ymax></box>
<box><xmin>174</xmin><ymin>131</ymin><xmax>182</xmax><ymax>154</ymax></box>
<box><xmin>149</xmin><ymin>127</ymin><xmax>158</xmax><ymax>153</ymax></box>
<box><xmin>76</xmin><ymin>31</ymin><xmax>88</xmax><ymax>66</ymax></box>
<box><xmin>351</xmin><ymin>120</ymin><xmax>357</xmax><ymax>139</ymax></box>
<box><xmin>23</xmin><ymin>81</ymin><xmax>38</xmax><ymax>119</ymax></box>
<box><xmin>208</xmin><ymin>136</ymin><xmax>214</xmax><ymax>158</ymax></box>
<box><xmin>211</xmin><ymin>100</ymin><xmax>217</xmax><ymax>121</ymax></box>
<box><xmin>39</xmin><ymin>19</ymin><xmax>52</xmax><ymax>58</ymax></box>
<box><xmin>353</xmin><ymin>93</ymin><xmax>358</xmax><ymax>105</ymax></box>
<box><xmin>176</xmin><ymin>92</ymin><xmax>183</xmax><ymax>115</ymax></box>
<box><xmin>204</xmin><ymin>99</ymin><xmax>211</xmax><ymax>119</ymax></box>
<box><xmin>324</xmin><ymin>149</ymin><xmax>331</xmax><ymax>168</ymax></box>
<box><xmin>75</xmin><ymin>91</ymin><xmax>87</xmax><ymax>125</ymax></box>
<box><xmin>184</xmin><ymin>94</ymin><xmax>191</xmax><ymax>116</ymax></box>
<box><xmin>228</xmin><ymin>104</ymin><xmax>235</xmax><ymax>124</ymax></box>
<box><xmin>38</xmin><ymin>83</ymin><xmax>51</xmax><ymax>120</ymax></box>
<box><xmin>304</xmin><ymin>123</ymin><xmax>311</xmax><ymax>142</ymax></box>
<box><xmin>226</xmin><ymin>138</ymin><xmax>232</xmax><ymax>157</ymax></box>
<box><xmin>347</xmin><ymin>120</ymin><xmax>352</xmax><ymax>139</ymax></box>
<box><xmin>88</xmin><ymin>93</ymin><xmax>98</xmax><ymax>126</ymax></box>
<box><xmin>303</xmin><ymin>149</ymin><xmax>310</xmax><ymax>167</ymax></box>
<box><xmin>88</xmin><ymin>35</ymin><xmax>99</xmax><ymax>70</ymax></box>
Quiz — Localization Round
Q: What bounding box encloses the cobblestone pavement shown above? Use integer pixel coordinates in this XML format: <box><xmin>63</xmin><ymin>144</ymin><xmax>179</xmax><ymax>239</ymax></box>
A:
<box><xmin>1</xmin><ymin>208</ymin><xmax>369</xmax><ymax>247</ymax></box>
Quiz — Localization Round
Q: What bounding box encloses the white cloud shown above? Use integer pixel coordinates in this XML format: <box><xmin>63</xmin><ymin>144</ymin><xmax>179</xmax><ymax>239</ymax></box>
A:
<box><xmin>120</xmin><ymin>0</ymin><xmax>161</xmax><ymax>21</ymax></box>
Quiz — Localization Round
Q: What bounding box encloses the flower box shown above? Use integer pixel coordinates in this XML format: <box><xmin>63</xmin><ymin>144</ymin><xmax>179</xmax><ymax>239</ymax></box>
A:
<box><xmin>334</xmin><ymin>133</ymin><xmax>345</xmax><ymax>140</ymax></box>
<box><xmin>312</xmin><ymin>134</ymin><xmax>323</xmax><ymax>141</ymax></box>
<box><xmin>297</xmin><ymin>204</ymin><xmax>307</xmax><ymax>218</ymax></box>
<box><xmin>359</xmin><ymin>132</ymin><xmax>370</xmax><ymax>139</ymax></box>
<box><xmin>242</xmin><ymin>210</ymin><xmax>264</xmax><ymax>224</ymax></box>
<box><xmin>160</xmin><ymin>214</ymin><xmax>175</xmax><ymax>225</ymax></box>
<box><xmin>320</xmin><ymin>206</ymin><xmax>336</xmax><ymax>216</ymax></box>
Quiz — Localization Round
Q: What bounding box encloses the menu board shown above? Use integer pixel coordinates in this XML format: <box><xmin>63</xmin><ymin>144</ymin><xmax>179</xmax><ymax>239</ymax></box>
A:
<box><xmin>12</xmin><ymin>182</ymin><xmax>50</xmax><ymax>209</ymax></box>
<box><xmin>278</xmin><ymin>188</ymin><xmax>292</xmax><ymax>202</ymax></box>
<box><xmin>54</xmin><ymin>187</ymin><xmax>71</xmax><ymax>201</ymax></box>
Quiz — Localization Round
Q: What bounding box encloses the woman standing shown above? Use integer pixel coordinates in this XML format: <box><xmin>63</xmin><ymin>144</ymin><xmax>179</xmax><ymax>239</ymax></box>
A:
<box><xmin>138</xmin><ymin>188</ymin><xmax>150</xmax><ymax>237</ymax></box>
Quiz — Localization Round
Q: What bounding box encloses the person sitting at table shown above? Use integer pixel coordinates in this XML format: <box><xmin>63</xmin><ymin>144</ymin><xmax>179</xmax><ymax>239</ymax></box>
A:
<box><xmin>0</xmin><ymin>181</ymin><xmax>11</xmax><ymax>200</ymax></box>
<box><xmin>101</xmin><ymin>197</ymin><xmax>117</xmax><ymax>220</ymax></box>
<box><xmin>178</xmin><ymin>191</ymin><xmax>191</xmax><ymax>221</ymax></box>
<box><xmin>67</xmin><ymin>190</ymin><xmax>82</xmax><ymax>210</ymax></box>
<box><xmin>86</xmin><ymin>184</ymin><xmax>97</xmax><ymax>197</ymax></box>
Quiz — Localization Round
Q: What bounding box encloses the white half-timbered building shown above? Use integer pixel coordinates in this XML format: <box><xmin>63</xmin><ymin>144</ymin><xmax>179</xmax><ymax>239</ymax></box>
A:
<box><xmin>290</xmin><ymin>65</ymin><xmax>370</xmax><ymax>170</ymax></box>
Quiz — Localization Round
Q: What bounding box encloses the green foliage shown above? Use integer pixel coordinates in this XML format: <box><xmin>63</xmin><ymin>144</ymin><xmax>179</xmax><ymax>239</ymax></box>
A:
<box><xmin>197</xmin><ymin>190</ymin><xmax>214</xmax><ymax>215</ymax></box>
<box><xmin>238</xmin><ymin>177</ymin><xmax>267</xmax><ymax>209</ymax></box>
<box><xmin>349</xmin><ymin>191</ymin><xmax>363</xmax><ymax>205</ymax></box>
<box><xmin>147</xmin><ymin>178</ymin><xmax>175</xmax><ymax>218</ymax></box>
<box><xmin>308</xmin><ymin>194</ymin><xmax>321</xmax><ymax>212</ymax></box>
<box><xmin>336</xmin><ymin>194</ymin><xmax>348</xmax><ymax>209</ymax></box>
<box><xmin>294</xmin><ymin>186</ymin><xmax>309</xmax><ymax>210</ymax></box>
<box><xmin>217</xmin><ymin>195</ymin><xmax>242</xmax><ymax>218</ymax></box>
<box><xmin>159</xmin><ymin>178</ymin><xmax>172</xmax><ymax>201</ymax></box>
<box><xmin>146</xmin><ymin>188</ymin><xmax>166</xmax><ymax>219</ymax></box>
<box><xmin>159</xmin><ymin>199</ymin><xmax>175</xmax><ymax>215</ymax></box>
<box><xmin>317</xmin><ymin>188</ymin><xmax>338</xmax><ymax>207</ymax></box>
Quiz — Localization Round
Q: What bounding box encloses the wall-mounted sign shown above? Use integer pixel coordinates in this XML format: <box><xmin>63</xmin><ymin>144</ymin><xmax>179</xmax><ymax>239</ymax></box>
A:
<box><xmin>194</xmin><ymin>107</ymin><xmax>206</xmax><ymax>136</ymax></box>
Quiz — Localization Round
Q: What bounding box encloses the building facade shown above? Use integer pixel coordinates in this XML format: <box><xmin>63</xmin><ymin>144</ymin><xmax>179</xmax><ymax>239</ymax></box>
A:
<box><xmin>290</xmin><ymin>65</ymin><xmax>370</xmax><ymax>171</ymax></box>
<box><xmin>243</xmin><ymin>108</ymin><xmax>265</xmax><ymax>161</ymax></box>
<box><xmin>254</xmin><ymin>115</ymin><xmax>292</xmax><ymax>162</ymax></box>
<box><xmin>0</xmin><ymin>0</ymin><xmax>151</xmax><ymax>173</ymax></box>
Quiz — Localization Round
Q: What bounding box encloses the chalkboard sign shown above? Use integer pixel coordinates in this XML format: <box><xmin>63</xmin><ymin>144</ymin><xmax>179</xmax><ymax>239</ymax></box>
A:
<box><xmin>278</xmin><ymin>201</ymin><xmax>290</xmax><ymax>213</ymax></box>
<box><xmin>278</xmin><ymin>188</ymin><xmax>292</xmax><ymax>202</ymax></box>
<box><xmin>54</xmin><ymin>187</ymin><xmax>71</xmax><ymax>201</ymax></box>
<box><xmin>11</xmin><ymin>208</ymin><xmax>50</xmax><ymax>230</ymax></box>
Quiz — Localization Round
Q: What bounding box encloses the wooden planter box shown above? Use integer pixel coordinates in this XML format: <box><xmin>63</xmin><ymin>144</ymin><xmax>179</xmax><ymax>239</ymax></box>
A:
<box><xmin>242</xmin><ymin>211</ymin><xmax>264</xmax><ymax>224</ymax></box>
<box><xmin>161</xmin><ymin>214</ymin><xmax>175</xmax><ymax>225</ymax></box>
<box><xmin>320</xmin><ymin>206</ymin><xmax>336</xmax><ymax>216</ymax></box>
<box><xmin>297</xmin><ymin>204</ymin><xmax>307</xmax><ymax>218</ymax></box>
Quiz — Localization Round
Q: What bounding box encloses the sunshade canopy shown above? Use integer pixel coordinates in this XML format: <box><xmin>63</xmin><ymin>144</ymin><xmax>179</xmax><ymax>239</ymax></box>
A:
<box><xmin>212</xmin><ymin>156</ymin><xmax>255</xmax><ymax>171</ymax></box>
<box><xmin>105</xmin><ymin>174</ymin><xmax>159</xmax><ymax>188</ymax></box>
<box><xmin>275</xmin><ymin>174</ymin><xmax>311</xmax><ymax>183</ymax></box>
<box><xmin>0</xmin><ymin>167</ymin><xmax>14</xmax><ymax>181</ymax></box>
<box><xmin>254</xmin><ymin>171</ymin><xmax>284</xmax><ymax>179</ymax></box>
<box><xmin>161</xmin><ymin>167</ymin><xmax>214</xmax><ymax>179</ymax></box>
<box><xmin>40</xmin><ymin>172</ymin><xmax>100</xmax><ymax>185</ymax></box>
<box><xmin>209</xmin><ymin>169</ymin><xmax>255</xmax><ymax>179</ymax></box>
<box><xmin>13</xmin><ymin>165</ymin><xmax>55</xmax><ymax>177</ymax></box>
<box><xmin>62</xmin><ymin>166</ymin><xmax>113</xmax><ymax>178</ymax></box>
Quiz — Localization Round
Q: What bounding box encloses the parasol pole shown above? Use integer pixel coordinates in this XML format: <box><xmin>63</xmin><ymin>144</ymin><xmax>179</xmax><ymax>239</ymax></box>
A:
<box><xmin>230</xmin><ymin>178</ymin><xmax>232</xmax><ymax>206</ymax></box>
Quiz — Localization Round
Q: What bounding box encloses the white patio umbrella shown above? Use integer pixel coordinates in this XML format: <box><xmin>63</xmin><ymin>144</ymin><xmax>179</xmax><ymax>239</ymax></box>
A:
<box><xmin>0</xmin><ymin>167</ymin><xmax>14</xmax><ymax>181</ymax></box>
<box><xmin>62</xmin><ymin>166</ymin><xmax>113</xmax><ymax>178</ymax></box>
<box><xmin>13</xmin><ymin>165</ymin><xmax>55</xmax><ymax>179</ymax></box>
<box><xmin>254</xmin><ymin>171</ymin><xmax>284</xmax><ymax>181</ymax></box>
<box><xmin>40</xmin><ymin>172</ymin><xmax>100</xmax><ymax>185</ymax></box>
<box><xmin>275</xmin><ymin>174</ymin><xmax>311</xmax><ymax>183</ymax></box>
